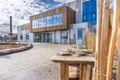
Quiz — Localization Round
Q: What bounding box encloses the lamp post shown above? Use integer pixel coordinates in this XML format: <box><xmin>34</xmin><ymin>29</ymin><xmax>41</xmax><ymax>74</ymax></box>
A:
<box><xmin>10</xmin><ymin>16</ymin><xmax>12</xmax><ymax>47</ymax></box>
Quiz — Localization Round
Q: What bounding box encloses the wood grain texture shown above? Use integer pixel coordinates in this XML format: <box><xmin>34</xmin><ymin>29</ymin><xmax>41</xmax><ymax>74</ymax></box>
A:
<box><xmin>83</xmin><ymin>64</ymin><xmax>87</xmax><ymax>80</ymax></box>
<box><xmin>99</xmin><ymin>0</ymin><xmax>110</xmax><ymax>79</ymax></box>
<box><xmin>93</xmin><ymin>0</ymin><xmax>103</xmax><ymax>79</ymax></box>
<box><xmin>79</xmin><ymin>63</ymin><xmax>83</xmax><ymax>80</ymax></box>
<box><xmin>86</xmin><ymin>64</ymin><xmax>91</xmax><ymax>80</ymax></box>
<box><xmin>106</xmin><ymin>0</ymin><xmax>120</xmax><ymax>80</ymax></box>
<box><xmin>61</xmin><ymin>62</ymin><xmax>69</xmax><ymax>80</ymax></box>
<box><xmin>21</xmin><ymin>23</ymin><xmax>30</xmax><ymax>30</ymax></box>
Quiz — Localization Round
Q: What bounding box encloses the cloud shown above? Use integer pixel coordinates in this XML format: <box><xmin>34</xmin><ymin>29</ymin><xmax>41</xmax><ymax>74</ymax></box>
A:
<box><xmin>0</xmin><ymin>0</ymin><xmax>75</xmax><ymax>34</ymax></box>
<box><xmin>0</xmin><ymin>0</ymin><xmax>48</xmax><ymax>34</ymax></box>
<box><xmin>54</xmin><ymin>0</ymin><xmax>75</xmax><ymax>3</ymax></box>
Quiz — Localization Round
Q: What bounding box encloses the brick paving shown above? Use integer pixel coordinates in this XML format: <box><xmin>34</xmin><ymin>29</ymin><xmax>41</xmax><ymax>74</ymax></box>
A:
<box><xmin>0</xmin><ymin>43</ymin><xmax>72</xmax><ymax>80</ymax></box>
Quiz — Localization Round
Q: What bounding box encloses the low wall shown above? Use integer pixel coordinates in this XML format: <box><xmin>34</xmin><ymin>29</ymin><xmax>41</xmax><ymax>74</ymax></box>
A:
<box><xmin>0</xmin><ymin>43</ymin><xmax>33</xmax><ymax>55</ymax></box>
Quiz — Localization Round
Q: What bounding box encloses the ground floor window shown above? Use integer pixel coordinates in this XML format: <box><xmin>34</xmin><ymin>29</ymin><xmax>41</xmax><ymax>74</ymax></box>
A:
<box><xmin>33</xmin><ymin>32</ymin><xmax>52</xmax><ymax>43</ymax></box>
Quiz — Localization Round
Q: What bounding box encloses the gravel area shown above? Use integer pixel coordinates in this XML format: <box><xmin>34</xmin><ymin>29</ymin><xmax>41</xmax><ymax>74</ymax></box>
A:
<box><xmin>0</xmin><ymin>43</ymin><xmax>118</xmax><ymax>80</ymax></box>
<box><xmin>0</xmin><ymin>43</ymin><xmax>73</xmax><ymax>80</ymax></box>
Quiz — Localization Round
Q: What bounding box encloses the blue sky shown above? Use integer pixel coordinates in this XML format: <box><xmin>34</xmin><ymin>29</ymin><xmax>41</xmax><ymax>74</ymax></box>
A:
<box><xmin>0</xmin><ymin>0</ymin><xmax>74</xmax><ymax>35</ymax></box>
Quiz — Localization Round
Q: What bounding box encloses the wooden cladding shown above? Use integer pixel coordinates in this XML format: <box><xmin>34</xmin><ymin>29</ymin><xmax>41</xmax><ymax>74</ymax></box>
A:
<box><xmin>21</xmin><ymin>23</ymin><xmax>30</xmax><ymax>30</ymax></box>
<box><xmin>30</xmin><ymin>6</ymin><xmax>75</xmax><ymax>33</ymax></box>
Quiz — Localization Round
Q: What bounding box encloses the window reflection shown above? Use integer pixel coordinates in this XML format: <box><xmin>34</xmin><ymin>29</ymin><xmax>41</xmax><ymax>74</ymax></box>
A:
<box><xmin>32</xmin><ymin>13</ymin><xmax>63</xmax><ymax>29</ymax></box>
<box><xmin>47</xmin><ymin>16</ymin><xmax>53</xmax><ymax>27</ymax></box>
<box><xmin>38</xmin><ymin>18</ymin><xmax>43</xmax><ymax>28</ymax></box>
<box><xmin>82</xmin><ymin>0</ymin><xmax>96</xmax><ymax>25</ymax></box>
<box><xmin>43</xmin><ymin>17</ymin><xmax>46</xmax><ymax>27</ymax></box>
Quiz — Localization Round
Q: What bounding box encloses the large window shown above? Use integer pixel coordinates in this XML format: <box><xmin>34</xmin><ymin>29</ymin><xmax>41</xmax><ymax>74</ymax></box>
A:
<box><xmin>26</xmin><ymin>31</ymin><xmax>29</xmax><ymax>40</ymax></box>
<box><xmin>32</xmin><ymin>13</ymin><xmax>63</xmax><ymax>29</ymax></box>
<box><xmin>53</xmin><ymin>13</ymin><xmax>62</xmax><ymax>26</ymax></box>
<box><xmin>32</xmin><ymin>20</ymin><xmax>35</xmax><ymax>29</ymax></box>
<box><xmin>38</xmin><ymin>18</ymin><xmax>43</xmax><ymax>28</ymax></box>
<box><xmin>82</xmin><ymin>0</ymin><xmax>97</xmax><ymax>25</ymax></box>
<box><xmin>47</xmin><ymin>16</ymin><xmax>53</xmax><ymax>27</ymax></box>
<box><xmin>83</xmin><ymin>14</ymin><xmax>87</xmax><ymax>21</ymax></box>
<box><xmin>43</xmin><ymin>17</ymin><xmax>46</xmax><ymax>27</ymax></box>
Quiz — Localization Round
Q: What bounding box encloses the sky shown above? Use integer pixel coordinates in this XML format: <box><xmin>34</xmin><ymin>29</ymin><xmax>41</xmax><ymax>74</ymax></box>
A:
<box><xmin>0</xmin><ymin>0</ymin><xmax>75</xmax><ymax>35</ymax></box>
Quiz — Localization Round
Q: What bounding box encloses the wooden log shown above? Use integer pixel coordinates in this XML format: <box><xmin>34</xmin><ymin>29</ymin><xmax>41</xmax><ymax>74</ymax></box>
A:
<box><xmin>98</xmin><ymin>0</ymin><xmax>110</xmax><ymax>80</ymax></box>
<box><xmin>93</xmin><ymin>0</ymin><xmax>103</xmax><ymax>79</ymax></box>
<box><xmin>106</xmin><ymin>0</ymin><xmax>120</xmax><ymax>80</ymax></box>
<box><xmin>61</xmin><ymin>62</ymin><xmax>69</xmax><ymax>80</ymax></box>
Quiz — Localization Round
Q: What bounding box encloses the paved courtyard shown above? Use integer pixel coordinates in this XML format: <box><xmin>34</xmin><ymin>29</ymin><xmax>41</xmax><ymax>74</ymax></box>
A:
<box><xmin>0</xmin><ymin>43</ymin><xmax>73</xmax><ymax>80</ymax></box>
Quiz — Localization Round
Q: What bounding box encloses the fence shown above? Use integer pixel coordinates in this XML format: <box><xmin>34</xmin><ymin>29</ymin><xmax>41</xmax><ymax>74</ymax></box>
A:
<box><xmin>84</xmin><ymin>31</ymin><xmax>96</xmax><ymax>53</ymax></box>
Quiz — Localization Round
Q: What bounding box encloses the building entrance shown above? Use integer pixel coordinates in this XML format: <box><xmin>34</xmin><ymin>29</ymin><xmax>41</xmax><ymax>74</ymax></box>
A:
<box><xmin>34</xmin><ymin>32</ymin><xmax>52</xmax><ymax>43</ymax></box>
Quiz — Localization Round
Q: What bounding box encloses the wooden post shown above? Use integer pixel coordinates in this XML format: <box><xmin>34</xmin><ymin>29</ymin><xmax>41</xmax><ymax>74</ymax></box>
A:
<box><xmin>93</xmin><ymin>0</ymin><xmax>103</xmax><ymax>79</ymax></box>
<box><xmin>10</xmin><ymin>16</ymin><xmax>12</xmax><ymax>47</ymax></box>
<box><xmin>106</xmin><ymin>0</ymin><xmax>120</xmax><ymax>80</ymax></box>
<box><xmin>99</xmin><ymin>0</ymin><xmax>110</xmax><ymax>79</ymax></box>
<box><xmin>60</xmin><ymin>62</ymin><xmax>69</xmax><ymax>80</ymax></box>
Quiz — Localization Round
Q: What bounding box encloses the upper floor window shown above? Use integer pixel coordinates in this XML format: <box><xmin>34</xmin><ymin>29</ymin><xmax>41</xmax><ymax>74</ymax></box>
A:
<box><xmin>47</xmin><ymin>16</ymin><xmax>53</xmax><ymax>27</ymax></box>
<box><xmin>53</xmin><ymin>13</ymin><xmax>62</xmax><ymax>26</ymax></box>
<box><xmin>91</xmin><ymin>13</ymin><xmax>96</xmax><ymax>20</ymax></box>
<box><xmin>82</xmin><ymin>0</ymin><xmax>97</xmax><ymax>25</ymax></box>
<box><xmin>38</xmin><ymin>18</ymin><xmax>43</xmax><ymax>28</ymax></box>
<box><xmin>83</xmin><ymin>14</ymin><xmax>87</xmax><ymax>21</ymax></box>
<box><xmin>43</xmin><ymin>17</ymin><xmax>47</xmax><ymax>27</ymax></box>
<box><xmin>32</xmin><ymin>13</ymin><xmax>63</xmax><ymax>29</ymax></box>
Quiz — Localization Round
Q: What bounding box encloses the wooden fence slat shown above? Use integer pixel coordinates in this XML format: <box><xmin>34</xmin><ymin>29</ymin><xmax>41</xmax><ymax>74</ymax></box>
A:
<box><xmin>85</xmin><ymin>32</ymin><xmax>96</xmax><ymax>53</ymax></box>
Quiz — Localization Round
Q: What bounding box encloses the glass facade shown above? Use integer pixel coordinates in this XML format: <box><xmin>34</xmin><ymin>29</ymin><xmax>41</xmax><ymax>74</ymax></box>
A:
<box><xmin>33</xmin><ymin>32</ymin><xmax>52</xmax><ymax>43</ymax></box>
<box><xmin>32</xmin><ymin>13</ymin><xmax>63</xmax><ymax>29</ymax></box>
<box><xmin>82</xmin><ymin>0</ymin><xmax>97</xmax><ymax>25</ymax></box>
<box><xmin>26</xmin><ymin>31</ymin><xmax>29</xmax><ymax>40</ymax></box>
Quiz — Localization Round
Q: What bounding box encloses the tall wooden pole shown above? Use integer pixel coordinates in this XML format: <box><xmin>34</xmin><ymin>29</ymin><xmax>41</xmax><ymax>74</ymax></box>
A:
<box><xmin>106</xmin><ymin>0</ymin><xmax>120</xmax><ymax>80</ymax></box>
<box><xmin>93</xmin><ymin>0</ymin><xmax>103</xmax><ymax>80</ymax></box>
<box><xmin>10</xmin><ymin>16</ymin><xmax>12</xmax><ymax>47</ymax></box>
<box><xmin>99</xmin><ymin>0</ymin><xmax>110</xmax><ymax>80</ymax></box>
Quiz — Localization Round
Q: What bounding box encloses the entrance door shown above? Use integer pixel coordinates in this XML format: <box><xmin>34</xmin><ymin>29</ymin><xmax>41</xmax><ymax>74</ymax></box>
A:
<box><xmin>43</xmin><ymin>32</ymin><xmax>52</xmax><ymax>43</ymax></box>
<box><xmin>47</xmin><ymin>33</ymin><xmax>52</xmax><ymax>43</ymax></box>
<box><xmin>77</xmin><ymin>28</ymin><xmax>83</xmax><ymax>44</ymax></box>
<box><xmin>78</xmin><ymin>28</ymin><xmax>83</xmax><ymax>39</ymax></box>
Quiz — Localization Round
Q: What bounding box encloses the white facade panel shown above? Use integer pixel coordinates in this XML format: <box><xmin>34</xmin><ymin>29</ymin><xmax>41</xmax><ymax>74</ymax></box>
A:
<box><xmin>17</xmin><ymin>26</ymin><xmax>33</xmax><ymax>43</ymax></box>
<box><xmin>70</xmin><ymin>22</ymin><xmax>89</xmax><ymax>44</ymax></box>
